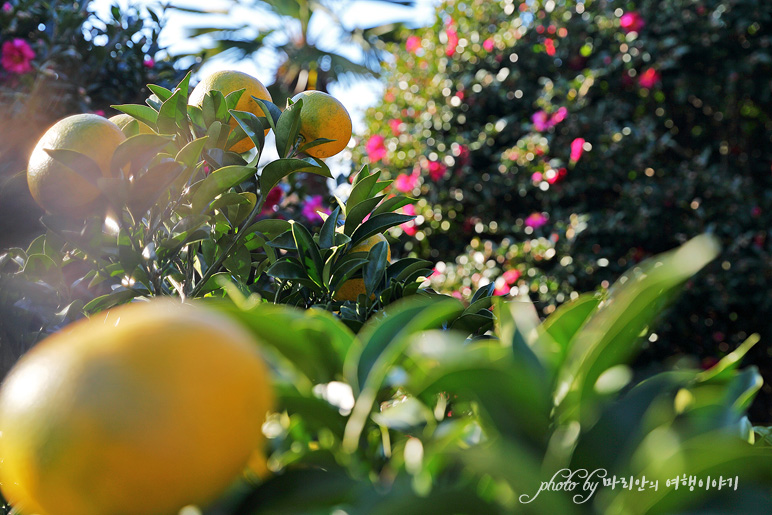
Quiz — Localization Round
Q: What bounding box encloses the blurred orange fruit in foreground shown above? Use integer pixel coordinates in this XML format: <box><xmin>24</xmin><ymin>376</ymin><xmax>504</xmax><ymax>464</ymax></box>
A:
<box><xmin>27</xmin><ymin>113</ymin><xmax>125</xmax><ymax>219</ymax></box>
<box><xmin>0</xmin><ymin>300</ymin><xmax>274</xmax><ymax>515</ymax></box>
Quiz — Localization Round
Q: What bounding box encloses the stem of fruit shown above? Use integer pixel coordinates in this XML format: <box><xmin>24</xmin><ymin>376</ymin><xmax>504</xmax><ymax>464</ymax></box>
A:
<box><xmin>190</xmin><ymin>189</ymin><xmax>264</xmax><ymax>297</ymax></box>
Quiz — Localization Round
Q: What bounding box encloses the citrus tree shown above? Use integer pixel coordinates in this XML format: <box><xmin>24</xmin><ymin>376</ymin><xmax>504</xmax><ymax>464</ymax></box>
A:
<box><xmin>0</xmin><ymin>0</ymin><xmax>193</xmax><ymax>248</ymax></box>
<box><xmin>354</xmin><ymin>0</ymin><xmax>772</xmax><ymax>421</ymax></box>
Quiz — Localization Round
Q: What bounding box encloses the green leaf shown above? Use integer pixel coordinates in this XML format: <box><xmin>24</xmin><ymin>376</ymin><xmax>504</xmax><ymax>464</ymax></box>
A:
<box><xmin>175</xmin><ymin>136</ymin><xmax>209</xmax><ymax>168</ymax></box>
<box><xmin>345</xmin><ymin>170</ymin><xmax>381</xmax><ymax>222</ymax></box>
<box><xmin>259</xmin><ymin>158</ymin><xmax>332</xmax><ymax>197</ymax></box>
<box><xmin>224</xmin><ymin>88</ymin><xmax>245</xmax><ymax>110</ymax></box>
<box><xmin>230</xmin><ymin>110</ymin><xmax>266</xmax><ymax>154</ymax></box>
<box><xmin>319</xmin><ymin>205</ymin><xmax>341</xmax><ymax>249</ymax></box>
<box><xmin>372</xmin><ymin>195</ymin><xmax>416</xmax><ymax>217</ymax></box>
<box><xmin>349</xmin><ymin>213</ymin><xmax>414</xmax><ymax>248</ymax></box>
<box><xmin>266</xmin><ymin>259</ymin><xmax>309</xmax><ymax>281</ymax></box>
<box><xmin>275</xmin><ymin>98</ymin><xmax>303</xmax><ymax>158</ymax></box>
<box><xmin>242</xmin><ymin>219</ymin><xmax>292</xmax><ymax>240</ymax></box>
<box><xmin>43</xmin><ymin>149</ymin><xmax>102</xmax><ymax>186</ymax></box>
<box><xmin>539</xmin><ymin>293</ymin><xmax>601</xmax><ymax>373</ymax></box>
<box><xmin>157</xmin><ymin>89</ymin><xmax>187</xmax><ymax>135</ymax></box>
<box><xmin>147</xmin><ymin>84</ymin><xmax>173</xmax><ymax>102</ymax></box>
<box><xmin>223</xmin><ymin>244</ymin><xmax>252</xmax><ymax>283</ymax></box>
<box><xmin>555</xmin><ymin>234</ymin><xmax>721</xmax><ymax>423</ymax></box>
<box><xmin>111</xmin><ymin>133</ymin><xmax>175</xmax><ymax>177</ymax></box>
<box><xmin>111</xmin><ymin>104</ymin><xmax>159</xmax><ymax>127</ymax></box>
<box><xmin>298</xmin><ymin>137</ymin><xmax>334</xmax><ymax>154</ymax></box>
<box><xmin>343</xmin><ymin>195</ymin><xmax>385</xmax><ymax>236</ymax></box>
<box><xmin>363</xmin><ymin>240</ymin><xmax>389</xmax><ymax>296</ymax></box>
<box><xmin>202</xmin><ymin>90</ymin><xmax>228</xmax><ymax>127</ymax></box>
<box><xmin>291</xmin><ymin>221</ymin><xmax>324</xmax><ymax>287</ymax></box>
<box><xmin>129</xmin><ymin>161</ymin><xmax>184</xmax><ymax>216</ymax></box>
<box><xmin>251</xmin><ymin>97</ymin><xmax>282</xmax><ymax>132</ymax></box>
<box><xmin>190</xmin><ymin>165</ymin><xmax>256</xmax><ymax>213</ymax></box>
<box><xmin>83</xmin><ymin>289</ymin><xmax>143</xmax><ymax>315</ymax></box>
<box><xmin>371</xmin><ymin>396</ymin><xmax>434</xmax><ymax>432</ymax></box>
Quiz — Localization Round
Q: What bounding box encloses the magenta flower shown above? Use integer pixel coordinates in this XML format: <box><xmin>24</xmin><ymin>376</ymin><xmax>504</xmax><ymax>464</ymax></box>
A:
<box><xmin>494</xmin><ymin>284</ymin><xmax>511</xmax><ymax>296</ymax></box>
<box><xmin>93</xmin><ymin>110</ymin><xmax>105</xmax><ymax>117</ymax></box>
<box><xmin>406</xmin><ymin>36</ymin><xmax>422</xmax><ymax>54</ymax></box>
<box><xmin>2</xmin><ymin>3</ymin><xmax>12</xmax><ymax>13</ymax></box>
<box><xmin>1</xmin><ymin>38</ymin><xmax>35</xmax><ymax>74</ymax></box>
<box><xmin>570</xmin><ymin>137</ymin><xmax>586</xmax><ymax>163</ymax></box>
<box><xmin>394</xmin><ymin>170</ymin><xmax>419</xmax><ymax>193</ymax></box>
<box><xmin>638</xmin><ymin>68</ymin><xmax>661</xmax><ymax>89</ymax></box>
<box><xmin>525</xmin><ymin>213</ymin><xmax>548</xmax><ymax>229</ymax></box>
<box><xmin>551</xmin><ymin>106</ymin><xmax>568</xmax><ymax>124</ymax></box>
<box><xmin>388</xmin><ymin>118</ymin><xmax>402</xmax><ymax>136</ymax></box>
<box><xmin>531</xmin><ymin>172</ymin><xmax>543</xmax><ymax>183</ymax></box>
<box><xmin>365</xmin><ymin>134</ymin><xmax>387</xmax><ymax>162</ymax></box>
<box><xmin>483</xmin><ymin>38</ymin><xmax>495</xmax><ymax>52</ymax></box>
<box><xmin>302</xmin><ymin>195</ymin><xmax>329</xmax><ymax>223</ymax></box>
<box><xmin>261</xmin><ymin>187</ymin><xmax>283</xmax><ymax>214</ymax></box>
<box><xmin>532</xmin><ymin>110</ymin><xmax>552</xmax><ymax>131</ymax></box>
<box><xmin>143</xmin><ymin>57</ymin><xmax>155</xmax><ymax>68</ymax></box>
<box><xmin>445</xmin><ymin>27</ymin><xmax>459</xmax><ymax>56</ymax></box>
<box><xmin>426</xmin><ymin>160</ymin><xmax>447</xmax><ymax>181</ymax></box>
<box><xmin>620</xmin><ymin>12</ymin><xmax>645</xmax><ymax>33</ymax></box>
<box><xmin>502</xmin><ymin>269</ymin><xmax>521</xmax><ymax>285</ymax></box>
<box><xmin>401</xmin><ymin>204</ymin><xmax>417</xmax><ymax>236</ymax></box>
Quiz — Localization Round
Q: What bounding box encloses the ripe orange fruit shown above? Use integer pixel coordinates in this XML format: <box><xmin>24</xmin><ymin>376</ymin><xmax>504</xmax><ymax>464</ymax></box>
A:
<box><xmin>0</xmin><ymin>300</ymin><xmax>274</xmax><ymax>515</ymax></box>
<box><xmin>291</xmin><ymin>91</ymin><xmax>352</xmax><ymax>158</ymax></box>
<box><xmin>27</xmin><ymin>114</ymin><xmax>125</xmax><ymax>218</ymax></box>
<box><xmin>188</xmin><ymin>70</ymin><xmax>272</xmax><ymax>153</ymax></box>
<box><xmin>108</xmin><ymin>113</ymin><xmax>155</xmax><ymax>135</ymax></box>
<box><xmin>334</xmin><ymin>233</ymin><xmax>391</xmax><ymax>302</ymax></box>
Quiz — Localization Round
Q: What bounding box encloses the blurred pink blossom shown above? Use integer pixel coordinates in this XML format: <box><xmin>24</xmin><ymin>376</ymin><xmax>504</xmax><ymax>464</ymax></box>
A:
<box><xmin>502</xmin><ymin>269</ymin><xmax>521</xmax><ymax>285</ymax></box>
<box><xmin>2</xmin><ymin>3</ymin><xmax>12</xmax><ymax>13</ymax></box>
<box><xmin>483</xmin><ymin>38</ymin><xmax>495</xmax><ymax>52</ymax></box>
<box><xmin>494</xmin><ymin>284</ymin><xmax>511</xmax><ymax>296</ymax></box>
<box><xmin>531</xmin><ymin>172</ymin><xmax>543</xmax><ymax>183</ymax></box>
<box><xmin>394</xmin><ymin>170</ymin><xmax>419</xmax><ymax>193</ymax></box>
<box><xmin>638</xmin><ymin>68</ymin><xmax>661</xmax><ymax>89</ymax></box>
<box><xmin>1</xmin><ymin>38</ymin><xmax>35</xmax><ymax>74</ymax></box>
<box><xmin>401</xmin><ymin>204</ymin><xmax>417</xmax><ymax>236</ymax></box>
<box><xmin>532</xmin><ymin>110</ymin><xmax>551</xmax><ymax>131</ymax></box>
<box><xmin>143</xmin><ymin>57</ymin><xmax>155</xmax><ymax>68</ymax></box>
<box><xmin>302</xmin><ymin>195</ymin><xmax>329</xmax><ymax>223</ymax></box>
<box><xmin>445</xmin><ymin>27</ymin><xmax>459</xmax><ymax>56</ymax></box>
<box><xmin>525</xmin><ymin>212</ymin><xmax>548</xmax><ymax>229</ymax></box>
<box><xmin>451</xmin><ymin>291</ymin><xmax>464</xmax><ymax>300</ymax></box>
<box><xmin>570</xmin><ymin>138</ymin><xmax>586</xmax><ymax>162</ymax></box>
<box><xmin>365</xmin><ymin>134</ymin><xmax>387</xmax><ymax>162</ymax></box>
<box><xmin>93</xmin><ymin>110</ymin><xmax>105</xmax><ymax>117</ymax></box>
<box><xmin>426</xmin><ymin>160</ymin><xmax>447</xmax><ymax>181</ymax></box>
<box><xmin>551</xmin><ymin>106</ymin><xmax>568</xmax><ymax>124</ymax></box>
<box><xmin>620</xmin><ymin>12</ymin><xmax>645</xmax><ymax>33</ymax></box>
<box><xmin>406</xmin><ymin>35</ymin><xmax>422</xmax><ymax>54</ymax></box>
<box><xmin>388</xmin><ymin>118</ymin><xmax>402</xmax><ymax>136</ymax></box>
<box><xmin>261</xmin><ymin>187</ymin><xmax>283</xmax><ymax>214</ymax></box>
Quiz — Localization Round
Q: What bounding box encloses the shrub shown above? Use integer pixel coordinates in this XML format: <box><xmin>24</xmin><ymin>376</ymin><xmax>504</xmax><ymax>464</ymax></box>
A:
<box><xmin>354</xmin><ymin>0</ymin><xmax>772</xmax><ymax>420</ymax></box>
<box><xmin>0</xmin><ymin>0</ymin><xmax>192</xmax><ymax>247</ymax></box>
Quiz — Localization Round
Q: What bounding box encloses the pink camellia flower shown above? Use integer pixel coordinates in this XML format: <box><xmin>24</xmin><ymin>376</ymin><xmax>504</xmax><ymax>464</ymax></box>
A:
<box><xmin>570</xmin><ymin>137</ymin><xmax>586</xmax><ymax>163</ymax></box>
<box><xmin>301</xmin><ymin>195</ymin><xmax>329</xmax><ymax>223</ymax></box>
<box><xmin>406</xmin><ymin>35</ymin><xmax>422</xmax><ymax>54</ymax></box>
<box><xmin>525</xmin><ymin>212</ymin><xmax>548</xmax><ymax>229</ymax></box>
<box><xmin>551</xmin><ymin>106</ymin><xmax>568</xmax><ymax>124</ymax></box>
<box><xmin>483</xmin><ymin>38</ymin><xmax>495</xmax><ymax>52</ymax></box>
<box><xmin>401</xmin><ymin>203</ymin><xmax>417</xmax><ymax>236</ymax></box>
<box><xmin>532</xmin><ymin>110</ymin><xmax>552</xmax><ymax>131</ymax></box>
<box><xmin>143</xmin><ymin>57</ymin><xmax>155</xmax><ymax>68</ymax></box>
<box><xmin>93</xmin><ymin>110</ymin><xmax>106</xmax><ymax>117</ymax></box>
<box><xmin>394</xmin><ymin>170</ymin><xmax>419</xmax><ymax>193</ymax></box>
<box><xmin>445</xmin><ymin>27</ymin><xmax>459</xmax><ymax>56</ymax></box>
<box><xmin>365</xmin><ymin>134</ymin><xmax>387</xmax><ymax>162</ymax></box>
<box><xmin>1</xmin><ymin>38</ymin><xmax>35</xmax><ymax>74</ymax></box>
<box><xmin>494</xmin><ymin>283</ymin><xmax>511</xmax><ymax>296</ymax></box>
<box><xmin>620</xmin><ymin>12</ymin><xmax>645</xmax><ymax>33</ymax></box>
<box><xmin>752</xmin><ymin>206</ymin><xmax>762</xmax><ymax>217</ymax></box>
<box><xmin>544</xmin><ymin>38</ymin><xmax>556</xmax><ymax>56</ymax></box>
<box><xmin>451</xmin><ymin>291</ymin><xmax>464</xmax><ymax>300</ymax></box>
<box><xmin>388</xmin><ymin>118</ymin><xmax>402</xmax><ymax>136</ymax></box>
<box><xmin>638</xmin><ymin>68</ymin><xmax>661</xmax><ymax>89</ymax></box>
<box><xmin>2</xmin><ymin>2</ymin><xmax>12</xmax><ymax>13</ymax></box>
<box><xmin>531</xmin><ymin>172</ymin><xmax>543</xmax><ymax>183</ymax></box>
<box><xmin>261</xmin><ymin>186</ymin><xmax>283</xmax><ymax>214</ymax></box>
<box><xmin>426</xmin><ymin>160</ymin><xmax>447</xmax><ymax>181</ymax></box>
<box><xmin>502</xmin><ymin>269</ymin><xmax>521</xmax><ymax>285</ymax></box>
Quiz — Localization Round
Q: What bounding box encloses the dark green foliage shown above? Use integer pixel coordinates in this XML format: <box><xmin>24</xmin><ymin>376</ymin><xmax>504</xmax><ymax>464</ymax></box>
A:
<box><xmin>355</xmin><ymin>0</ymin><xmax>772</xmax><ymax>420</ymax></box>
